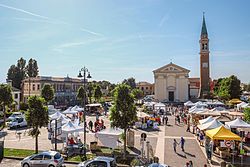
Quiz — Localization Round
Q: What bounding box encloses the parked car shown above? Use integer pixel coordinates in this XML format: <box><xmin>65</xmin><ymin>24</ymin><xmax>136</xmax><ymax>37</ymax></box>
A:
<box><xmin>21</xmin><ymin>151</ymin><xmax>64</xmax><ymax>167</ymax></box>
<box><xmin>77</xmin><ymin>156</ymin><xmax>116</xmax><ymax>167</ymax></box>
<box><xmin>7</xmin><ymin>112</ymin><xmax>24</xmax><ymax>121</ymax></box>
<box><xmin>148</xmin><ymin>163</ymin><xmax>169</xmax><ymax>167</ymax></box>
<box><xmin>7</xmin><ymin>116</ymin><xmax>27</xmax><ymax>129</ymax></box>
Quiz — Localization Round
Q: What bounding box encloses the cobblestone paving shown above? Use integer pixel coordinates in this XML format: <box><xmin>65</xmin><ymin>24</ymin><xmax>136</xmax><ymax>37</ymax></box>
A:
<box><xmin>163</xmin><ymin>116</ymin><xmax>210</xmax><ymax>167</ymax></box>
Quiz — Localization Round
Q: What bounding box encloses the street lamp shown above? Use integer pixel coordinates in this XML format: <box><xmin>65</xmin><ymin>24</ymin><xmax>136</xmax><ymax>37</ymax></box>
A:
<box><xmin>77</xmin><ymin>67</ymin><xmax>91</xmax><ymax>159</ymax></box>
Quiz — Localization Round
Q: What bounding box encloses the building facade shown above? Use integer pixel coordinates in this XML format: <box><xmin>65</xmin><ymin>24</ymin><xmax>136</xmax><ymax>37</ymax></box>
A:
<box><xmin>153</xmin><ymin>63</ymin><xmax>190</xmax><ymax>102</ymax></box>
<box><xmin>136</xmin><ymin>82</ymin><xmax>154</xmax><ymax>96</ymax></box>
<box><xmin>22</xmin><ymin>76</ymin><xmax>84</xmax><ymax>108</ymax></box>
<box><xmin>199</xmin><ymin>14</ymin><xmax>211</xmax><ymax>98</ymax></box>
<box><xmin>6</xmin><ymin>80</ymin><xmax>21</xmax><ymax>110</ymax></box>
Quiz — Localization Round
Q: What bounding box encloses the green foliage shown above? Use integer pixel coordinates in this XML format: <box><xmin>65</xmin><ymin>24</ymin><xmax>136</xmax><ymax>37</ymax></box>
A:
<box><xmin>243</xmin><ymin>83</ymin><xmax>250</xmax><ymax>92</ymax></box>
<box><xmin>0</xmin><ymin>84</ymin><xmax>13</xmax><ymax>127</ymax></box>
<box><xmin>7</xmin><ymin>57</ymin><xmax>39</xmax><ymax>89</ymax></box>
<box><xmin>26</xmin><ymin>95</ymin><xmax>48</xmax><ymax>153</ymax></box>
<box><xmin>244</xmin><ymin>108</ymin><xmax>250</xmax><ymax>123</ymax></box>
<box><xmin>87</xmin><ymin>83</ymin><xmax>94</xmax><ymax>103</ymax></box>
<box><xmin>20</xmin><ymin>102</ymin><xmax>29</xmax><ymax>111</ymax></box>
<box><xmin>94</xmin><ymin>84</ymin><xmax>102</xmax><ymax>102</ymax></box>
<box><xmin>7</xmin><ymin>57</ymin><xmax>26</xmax><ymax>89</ymax></box>
<box><xmin>41</xmin><ymin>84</ymin><xmax>54</xmax><ymax>104</ymax></box>
<box><xmin>109</xmin><ymin>84</ymin><xmax>137</xmax><ymax>158</ymax></box>
<box><xmin>131</xmin><ymin>88</ymin><xmax>144</xmax><ymax>100</ymax></box>
<box><xmin>110</xmin><ymin>84</ymin><xmax>137</xmax><ymax>129</ymax></box>
<box><xmin>77</xmin><ymin>86</ymin><xmax>85</xmax><ymax>100</ymax></box>
<box><xmin>215</xmin><ymin>75</ymin><xmax>241</xmax><ymax>100</ymax></box>
<box><xmin>122</xmin><ymin>77</ymin><xmax>136</xmax><ymax>89</ymax></box>
<box><xmin>26</xmin><ymin>58</ymin><xmax>39</xmax><ymax>77</ymax></box>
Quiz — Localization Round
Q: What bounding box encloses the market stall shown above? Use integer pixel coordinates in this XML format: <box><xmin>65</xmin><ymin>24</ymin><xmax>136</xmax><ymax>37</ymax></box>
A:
<box><xmin>199</xmin><ymin>116</ymin><xmax>214</xmax><ymax>124</ymax></box>
<box><xmin>96</xmin><ymin>128</ymin><xmax>123</xmax><ymax>149</ymax></box>
<box><xmin>198</xmin><ymin>119</ymin><xmax>223</xmax><ymax>131</ymax></box>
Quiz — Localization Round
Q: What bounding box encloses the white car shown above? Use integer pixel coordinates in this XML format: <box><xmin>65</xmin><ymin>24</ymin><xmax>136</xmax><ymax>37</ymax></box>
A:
<box><xmin>148</xmin><ymin>163</ymin><xmax>169</xmax><ymax>167</ymax></box>
<box><xmin>21</xmin><ymin>151</ymin><xmax>64</xmax><ymax>167</ymax></box>
<box><xmin>7</xmin><ymin>116</ymin><xmax>27</xmax><ymax>129</ymax></box>
<box><xmin>77</xmin><ymin>156</ymin><xmax>116</xmax><ymax>167</ymax></box>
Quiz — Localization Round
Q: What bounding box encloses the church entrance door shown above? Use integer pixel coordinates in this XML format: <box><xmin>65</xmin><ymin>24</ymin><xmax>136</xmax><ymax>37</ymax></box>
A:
<box><xmin>169</xmin><ymin>91</ymin><xmax>174</xmax><ymax>102</ymax></box>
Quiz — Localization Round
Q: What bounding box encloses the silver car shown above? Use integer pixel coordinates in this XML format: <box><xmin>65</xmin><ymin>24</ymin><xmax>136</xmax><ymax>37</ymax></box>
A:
<box><xmin>21</xmin><ymin>151</ymin><xmax>64</xmax><ymax>167</ymax></box>
<box><xmin>77</xmin><ymin>156</ymin><xmax>116</xmax><ymax>167</ymax></box>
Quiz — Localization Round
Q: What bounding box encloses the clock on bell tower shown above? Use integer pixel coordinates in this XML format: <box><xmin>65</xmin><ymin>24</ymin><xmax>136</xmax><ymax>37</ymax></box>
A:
<box><xmin>199</xmin><ymin>13</ymin><xmax>210</xmax><ymax>98</ymax></box>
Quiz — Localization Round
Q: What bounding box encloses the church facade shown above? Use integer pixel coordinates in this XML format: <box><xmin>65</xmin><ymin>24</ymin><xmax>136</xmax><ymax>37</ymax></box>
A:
<box><xmin>153</xmin><ymin>63</ymin><xmax>190</xmax><ymax>102</ymax></box>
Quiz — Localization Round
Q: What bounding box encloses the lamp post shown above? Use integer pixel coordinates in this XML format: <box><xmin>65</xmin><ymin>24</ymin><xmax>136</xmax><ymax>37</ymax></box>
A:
<box><xmin>78</xmin><ymin>67</ymin><xmax>91</xmax><ymax>159</ymax></box>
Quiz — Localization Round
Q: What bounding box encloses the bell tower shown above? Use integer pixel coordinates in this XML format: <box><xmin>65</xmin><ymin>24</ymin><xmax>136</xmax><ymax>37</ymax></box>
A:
<box><xmin>199</xmin><ymin>13</ymin><xmax>210</xmax><ymax>98</ymax></box>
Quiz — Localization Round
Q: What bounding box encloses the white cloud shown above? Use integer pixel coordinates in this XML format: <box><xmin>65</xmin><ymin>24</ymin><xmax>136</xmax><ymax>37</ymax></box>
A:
<box><xmin>0</xmin><ymin>3</ymin><xmax>49</xmax><ymax>19</ymax></box>
<box><xmin>0</xmin><ymin>3</ymin><xmax>103</xmax><ymax>37</ymax></box>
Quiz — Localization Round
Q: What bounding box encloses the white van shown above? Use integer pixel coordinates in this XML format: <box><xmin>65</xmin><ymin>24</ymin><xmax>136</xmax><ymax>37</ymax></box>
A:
<box><xmin>7</xmin><ymin>116</ymin><xmax>27</xmax><ymax>129</ymax></box>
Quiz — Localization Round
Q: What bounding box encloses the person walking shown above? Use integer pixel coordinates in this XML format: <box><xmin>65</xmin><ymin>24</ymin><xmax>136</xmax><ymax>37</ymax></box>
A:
<box><xmin>173</xmin><ymin>139</ymin><xmax>178</xmax><ymax>153</ymax></box>
<box><xmin>189</xmin><ymin>160</ymin><xmax>193</xmax><ymax>167</ymax></box>
<box><xmin>165</xmin><ymin>116</ymin><xmax>168</xmax><ymax>126</ymax></box>
<box><xmin>180</xmin><ymin>137</ymin><xmax>185</xmax><ymax>152</ymax></box>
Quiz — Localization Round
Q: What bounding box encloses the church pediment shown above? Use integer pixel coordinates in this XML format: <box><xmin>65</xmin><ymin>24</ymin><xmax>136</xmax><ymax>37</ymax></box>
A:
<box><xmin>153</xmin><ymin>62</ymin><xmax>190</xmax><ymax>74</ymax></box>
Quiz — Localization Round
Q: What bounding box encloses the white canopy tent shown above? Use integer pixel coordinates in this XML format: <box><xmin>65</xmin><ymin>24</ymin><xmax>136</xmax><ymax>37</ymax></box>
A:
<box><xmin>199</xmin><ymin>116</ymin><xmax>214</xmax><ymax>124</ymax></box>
<box><xmin>62</xmin><ymin>107</ymin><xmax>78</xmax><ymax>115</ymax></box>
<box><xmin>62</xmin><ymin>121</ymin><xmax>84</xmax><ymax>133</ymax></box>
<box><xmin>154</xmin><ymin>102</ymin><xmax>166</xmax><ymax>112</ymax></box>
<box><xmin>242</xmin><ymin>103</ymin><xmax>250</xmax><ymax>109</ymax></box>
<box><xmin>50</xmin><ymin>111</ymin><xmax>68</xmax><ymax>121</ymax></box>
<box><xmin>189</xmin><ymin>106</ymin><xmax>207</xmax><ymax>114</ymax></box>
<box><xmin>212</xmin><ymin>101</ymin><xmax>225</xmax><ymax>106</ymax></box>
<box><xmin>225</xmin><ymin>118</ymin><xmax>250</xmax><ymax>129</ymax></box>
<box><xmin>237</xmin><ymin>101</ymin><xmax>247</xmax><ymax>108</ymax></box>
<box><xmin>195</xmin><ymin>101</ymin><xmax>208</xmax><ymax>107</ymax></box>
<box><xmin>198</xmin><ymin>119</ymin><xmax>223</xmax><ymax>131</ymax></box>
<box><xmin>184</xmin><ymin>101</ymin><xmax>195</xmax><ymax>107</ymax></box>
<box><xmin>96</xmin><ymin>128</ymin><xmax>123</xmax><ymax>149</ymax></box>
<box><xmin>137</xmin><ymin>111</ymin><xmax>150</xmax><ymax>118</ymax></box>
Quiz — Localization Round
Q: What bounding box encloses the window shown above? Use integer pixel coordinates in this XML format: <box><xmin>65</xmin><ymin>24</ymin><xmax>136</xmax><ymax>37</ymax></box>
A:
<box><xmin>32</xmin><ymin>154</ymin><xmax>43</xmax><ymax>160</ymax></box>
<box><xmin>44</xmin><ymin>154</ymin><xmax>51</xmax><ymax>160</ymax></box>
<box><xmin>87</xmin><ymin>161</ymin><xmax>107</xmax><ymax>167</ymax></box>
<box><xmin>32</xmin><ymin>84</ymin><xmax>35</xmax><ymax>91</ymax></box>
<box><xmin>17</xmin><ymin>118</ymin><xmax>23</xmax><ymax>123</ymax></box>
<box><xmin>146</xmin><ymin>87</ymin><xmax>148</xmax><ymax>90</ymax></box>
<box><xmin>37</xmin><ymin>84</ymin><xmax>40</xmax><ymax>90</ymax></box>
<box><xmin>54</xmin><ymin>153</ymin><xmax>61</xmax><ymax>159</ymax></box>
<box><xmin>14</xmin><ymin>93</ymin><xmax>18</xmax><ymax>99</ymax></box>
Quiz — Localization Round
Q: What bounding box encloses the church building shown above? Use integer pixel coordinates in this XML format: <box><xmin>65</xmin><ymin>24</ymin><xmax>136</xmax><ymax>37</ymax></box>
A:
<box><xmin>153</xmin><ymin>14</ymin><xmax>211</xmax><ymax>102</ymax></box>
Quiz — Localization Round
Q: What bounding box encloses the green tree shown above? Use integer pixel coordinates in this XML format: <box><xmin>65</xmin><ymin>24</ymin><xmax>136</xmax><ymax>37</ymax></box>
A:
<box><xmin>87</xmin><ymin>83</ymin><xmax>94</xmax><ymax>103</ymax></box>
<box><xmin>227</xmin><ymin>75</ymin><xmax>241</xmax><ymax>99</ymax></box>
<box><xmin>0</xmin><ymin>84</ymin><xmax>13</xmax><ymax>127</ymax></box>
<box><xmin>94</xmin><ymin>85</ymin><xmax>102</xmax><ymax>102</ymax></box>
<box><xmin>7</xmin><ymin>57</ymin><xmax>26</xmax><ymax>89</ymax></box>
<box><xmin>109</xmin><ymin>84</ymin><xmax>137</xmax><ymax>158</ymax></box>
<box><xmin>26</xmin><ymin>96</ymin><xmax>48</xmax><ymax>153</ymax></box>
<box><xmin>26</xmin><ymin>58</ymin><xmax>39</xmax><ymax>77</ymax></box>
<box><xmin>77</xmin><ymin>86</ymin><xmax>85</xmax><ymax>104</ymax></box>
<box><xmin>41</xmin><ymin>84</ymin><xmax>54</xmax><ymax>104</ymax></box>
<box><xmin>244</xmin><ymin>108</ymin><xmax>250</xmax><ymax>123</ymax></box>
<box><xmin>122</xmin><ymin>77</ymin><xmax>136</xmax><ymax>89</ymax></box>
<box><xmin>216</xmin><ymin>75</ymin><xmax>241</xmax><ymax>100</ymax></box>
<box><xmin>131</xmin><ymin>88</ymin><xmax>144</xmax><ymax>100</ymax></box>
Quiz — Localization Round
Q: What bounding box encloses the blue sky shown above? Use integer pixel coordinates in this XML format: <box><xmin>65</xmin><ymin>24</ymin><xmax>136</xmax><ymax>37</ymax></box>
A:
<box><xmin>0</xmin><ymin>0</ymin><xmax>250</xmax><ymax>84</ymax></box>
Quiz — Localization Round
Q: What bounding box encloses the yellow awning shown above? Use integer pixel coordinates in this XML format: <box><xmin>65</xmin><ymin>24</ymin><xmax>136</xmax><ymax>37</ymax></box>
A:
<box><xmin>229</xmin><ymin>98</ymin><xmax>242</xmax><ymax>104</ymax></box>
<box><xmin>205</xmin><ymin>126</ymin><xmax>241</xmax><ymax>141</ymax></box>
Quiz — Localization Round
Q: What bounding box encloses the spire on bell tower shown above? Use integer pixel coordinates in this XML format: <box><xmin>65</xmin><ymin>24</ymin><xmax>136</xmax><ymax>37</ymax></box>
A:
<box><xmin>201</xmin><ymin>12</ymin><xmax>208</xmax><ymax>38</ymax></box>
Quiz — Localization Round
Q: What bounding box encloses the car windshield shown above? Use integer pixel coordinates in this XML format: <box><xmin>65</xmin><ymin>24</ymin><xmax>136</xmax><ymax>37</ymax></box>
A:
<box><xmin>54</xmin><ymin>153</ymin><xmax>61</xmax><ymax>159</ymax></box>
